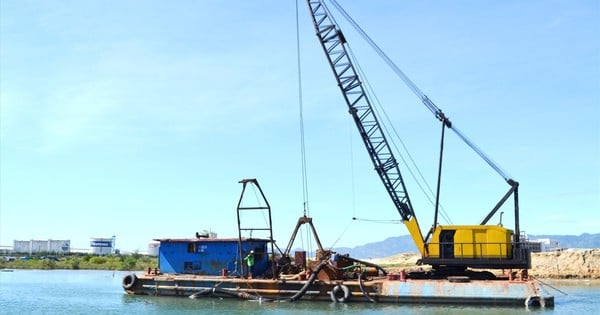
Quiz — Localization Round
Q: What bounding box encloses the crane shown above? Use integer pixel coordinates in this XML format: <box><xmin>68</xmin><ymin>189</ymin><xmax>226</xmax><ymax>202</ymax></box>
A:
<box><xmin>306</xmin><ymin>0</ymin><xmax>530</xmax><ymax>271</ymax></box>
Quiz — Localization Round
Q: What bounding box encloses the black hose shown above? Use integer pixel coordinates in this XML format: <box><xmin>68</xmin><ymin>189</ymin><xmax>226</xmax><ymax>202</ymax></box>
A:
<box><xmin>282</xmin><ymin>262</ymin><xmax>325</xmax><ymax>302</ymax></box>
<box><xmin>358</xmin><ymin>272</ymin><xmax>376</xmax><ymax>303</ymax></box>
<box><xmin>189</xmin><ymin>262</ymin><xmax>327</xmax><ymax>302</ymax></box>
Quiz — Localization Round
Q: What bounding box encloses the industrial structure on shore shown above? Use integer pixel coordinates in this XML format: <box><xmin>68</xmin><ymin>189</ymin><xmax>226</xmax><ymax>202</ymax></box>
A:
<box><xmin>12</xmin><ymin>239</ymin><xmax>70</xmax><ymax>255</ymax></box>
<box><xmin>3</xmin><ymin>236</ymin><xmax>117</xmax><ymax>256</ymax></box>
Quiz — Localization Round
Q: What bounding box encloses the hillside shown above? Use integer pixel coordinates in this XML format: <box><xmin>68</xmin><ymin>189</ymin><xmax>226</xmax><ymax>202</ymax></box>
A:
<box><xmin>333</xmin><ymin>236</ymin><xmax>418</xmax><ymax>259</ymax></box>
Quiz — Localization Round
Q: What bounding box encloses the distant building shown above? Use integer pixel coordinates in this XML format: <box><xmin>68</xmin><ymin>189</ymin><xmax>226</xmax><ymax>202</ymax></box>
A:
<box><xmin>534</xmin><ymin>238</ymin><xmax>561</xmax><ymax>252</ymax></box>
<box><xmin>147</xmin><ymin>241</ymin><xmax>160</xmax><ymax>257</ymax></box>
<box><xmin>524</xmin><ymin>238</ymin><xmax>561</xmax><ymax>253</ymax></box>
<box><xmin>524</xmin><ymin>241</ymin><xmax>542</xmax><ymax>253</ymax></box>
<box><xmin>0</xmin><ymin>245</ymin><xmax>13</xmax><ymax>255</ymax></box>
<box><xmin>90</xmin><ymin>236</ymin><xmax>116</xmax><ymax>255</ymax></box>
<box><xmin>70</xmin><ymin>248</ymin><xmax>92</xmax><ymax>254</ymax></box>
<box><xmin>13</xmin><ymin>239</ymin><xmax>70</xmax><ymax>254</ymax></box>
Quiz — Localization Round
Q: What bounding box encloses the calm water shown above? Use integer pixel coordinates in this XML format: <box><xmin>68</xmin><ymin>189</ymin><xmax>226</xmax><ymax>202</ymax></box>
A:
<box><xmin>0</xmin><ymin>270</ymin><xmax>598</xmax><ymax>314</ymax></box>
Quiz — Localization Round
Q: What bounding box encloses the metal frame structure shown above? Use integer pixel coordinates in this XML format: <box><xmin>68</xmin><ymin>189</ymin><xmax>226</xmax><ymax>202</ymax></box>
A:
<box><xmin>236</xmin><ymin>178</ymin><xmax>277</xmax><ymax>278</ymax></box>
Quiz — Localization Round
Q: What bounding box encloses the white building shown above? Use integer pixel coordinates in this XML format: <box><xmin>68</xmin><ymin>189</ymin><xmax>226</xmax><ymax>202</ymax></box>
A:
<box><xmin>13</xmin><ymin>239</ymin><xmax>70</xmax><ymax>254</ymax></box>
<box><xmin>534</xmin><ymin>238</ymin><xmax>561</xmax><ymax>252</ymax></box>
<box><xmin>147</xmin><ymin>241</ymin><xmax>159</xmax><ymax>257</ymax></box>
<box><xmin>90</xmin><ymin>236</ymin><xmax>116</xmax><ymax>255</ymax></box>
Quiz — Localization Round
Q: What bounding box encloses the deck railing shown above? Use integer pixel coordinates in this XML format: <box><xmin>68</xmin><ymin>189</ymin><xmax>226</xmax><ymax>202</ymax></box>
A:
<box><xmin>426</xmin><ymin>241</ymin><xmax>531</xmax><ymax>260</ymax></box>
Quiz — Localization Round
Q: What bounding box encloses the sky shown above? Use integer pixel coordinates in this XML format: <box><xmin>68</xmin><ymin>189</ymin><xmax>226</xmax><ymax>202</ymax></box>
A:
<box><xmin>1</xmin><ymin>0</ymin><xmax>598</xmax><ymax>253</ymax></box>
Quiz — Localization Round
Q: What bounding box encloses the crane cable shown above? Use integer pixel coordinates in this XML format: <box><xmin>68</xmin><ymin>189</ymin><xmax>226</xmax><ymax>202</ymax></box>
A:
<box><xmin>348</xmin><ymin>46</ymin><xmax>452</xmax><ymax>225</ymax></box>
<box><xmin>327</xmin><ymin>0</ymin><xmax>513</xmax><ymax>183</ymax></box>
<box><xmin>318</xmin><ymin>2</ymin><xmax>410</xmax><ymax>225</ymax></box>
<box><xmin>296</xmin><ymin>0</ymin><xmax>310</xmax><ymax>218</ymax></box>
<box><xmin>296</xmin><ymin>0</ymin><xmax>313</xmax><ymax>256</ymax></box>
<box><xmin>325</xmin><ymin>0</ymin><xmax>453</xmax><ymax>224</ymax></box>
<box><xmin>354</xmin><ymin>53</ymin><xmax>454</xmax><ymax>225</ymax></box>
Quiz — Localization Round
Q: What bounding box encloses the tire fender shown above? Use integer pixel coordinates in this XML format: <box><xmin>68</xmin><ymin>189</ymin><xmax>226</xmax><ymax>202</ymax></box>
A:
<box><xmin>525</xmin><ymin>295</ymin><xmax>544</xmax><ymax>308</ymax></box>
<box><xmin>122</xmin><ymin>274</ymin><xmax>138</xmax><ymax>290</ymax></box>
<box><xmin>330</xmin><ymin>284</ymin><xmax>350</xmax><ymax>303</ymax></box>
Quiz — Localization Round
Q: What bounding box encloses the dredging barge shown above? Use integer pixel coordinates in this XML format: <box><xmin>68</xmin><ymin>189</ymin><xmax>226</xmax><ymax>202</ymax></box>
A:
<box><xmin>124</xmin><ymin>0</ymin><xmax>556</xmax><ymax>307</ymax></box>
<box><xmin>123</xmin><ymin>179</ymin><xmax>553</xmax><ymax>307</ymax></box>
<box><xmin>123</xmin><ymin>250</ymin><xmax>552</xmax><ymax>307</ymax></box>
<box><xmin>123</xmin><ymin>263</ymin><xmax>552</xmax><ymax>307</ymax></box>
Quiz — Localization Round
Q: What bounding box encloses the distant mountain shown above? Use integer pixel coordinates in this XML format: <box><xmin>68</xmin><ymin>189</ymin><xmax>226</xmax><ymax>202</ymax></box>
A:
<box><xmin>333</xmin><ymin>235</ymin><xmax>417</xmax><ymax>259</ymax></box>
<box><xmin>527</xmin><ymin>233</ymin><xmax>600</xmax><ymax>249</ymax></box>
<box><xmin>331</xmin><ymin>233</ymin><xmax>599</xmax><ymax>259</ymax></box>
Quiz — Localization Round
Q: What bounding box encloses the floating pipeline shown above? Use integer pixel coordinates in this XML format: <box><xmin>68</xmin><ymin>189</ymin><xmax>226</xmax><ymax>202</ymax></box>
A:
<box><xmin>122</xmin><ymin>268</ymin><xmax>554</xmax><ymax>308</ymax></box>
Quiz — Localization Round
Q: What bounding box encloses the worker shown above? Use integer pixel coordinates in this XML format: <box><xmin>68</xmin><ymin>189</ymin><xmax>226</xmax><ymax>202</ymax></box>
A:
<box><xmin>244</xmin><ymin>250</ymin><xmax>255</xmax><ymax>278</ymax></box>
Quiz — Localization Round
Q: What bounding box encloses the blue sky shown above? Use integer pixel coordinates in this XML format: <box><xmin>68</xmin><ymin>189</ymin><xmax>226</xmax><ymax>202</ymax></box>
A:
<box><xmin>1</xmin><ymin>0</ymin><xmax>598</xmax><ymax>252</ymax></box>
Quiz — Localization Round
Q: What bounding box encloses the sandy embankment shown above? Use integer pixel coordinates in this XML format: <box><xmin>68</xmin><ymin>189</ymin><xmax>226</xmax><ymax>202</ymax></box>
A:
<box><xmin>531</xmin><ymin>249</ymin><xmax>600</xmax><ymax>279</ymax></box>
<box><xmin>369</xmin><ymin>249</ymin><xmax>600</xmax><ymax>279</ymax></box>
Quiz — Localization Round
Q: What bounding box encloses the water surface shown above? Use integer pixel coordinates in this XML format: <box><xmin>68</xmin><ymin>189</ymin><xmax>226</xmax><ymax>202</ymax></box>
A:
<box><xmin>1</xmin><ymin>270</ymin><xmax>598</xmax><ymax>314</ymax></box>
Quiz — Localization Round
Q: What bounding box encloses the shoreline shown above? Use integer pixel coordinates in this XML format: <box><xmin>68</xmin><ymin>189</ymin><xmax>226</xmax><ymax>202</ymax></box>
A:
<box><xmin>538</xmin><ymin>278</ymin><xmax>600</xmax><ymax>286</ymax></box>
<box><xmin>371</xmin><ymin>249</ymin><xmax>600</xmax><ymax>280</ymax></box>
<box><xmin>4</xmin><ymin>249</ymin><xmax>598</xmax><ymax>280</ymax></box>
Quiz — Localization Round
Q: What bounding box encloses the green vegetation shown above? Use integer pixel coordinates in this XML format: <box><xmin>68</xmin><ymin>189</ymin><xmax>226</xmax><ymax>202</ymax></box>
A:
<box><xmin>0</xmin><ymin>253</ymin><xmax>157</xmax><ymax>271</ymax></box>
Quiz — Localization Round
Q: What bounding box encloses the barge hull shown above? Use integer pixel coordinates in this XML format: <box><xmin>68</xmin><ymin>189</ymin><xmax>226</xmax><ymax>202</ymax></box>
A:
<box><xmin>123</xmin><ymin>273</ymin><xmax>553</xmax><ymax>307</ymax></box>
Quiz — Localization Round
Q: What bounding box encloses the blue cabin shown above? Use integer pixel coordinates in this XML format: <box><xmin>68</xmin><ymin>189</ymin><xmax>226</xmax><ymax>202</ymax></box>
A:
<box><xmin>155</xmin><ymin>237</ymin><xmax>270</xmax><ymax>277</ymax></box>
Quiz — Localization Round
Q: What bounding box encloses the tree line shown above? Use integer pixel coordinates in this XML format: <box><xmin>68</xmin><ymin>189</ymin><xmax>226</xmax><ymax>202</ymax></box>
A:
<box><xmin>0</xmin><ymin>253</ymin><xmax>157</xmax><ymax>271</ymax></box>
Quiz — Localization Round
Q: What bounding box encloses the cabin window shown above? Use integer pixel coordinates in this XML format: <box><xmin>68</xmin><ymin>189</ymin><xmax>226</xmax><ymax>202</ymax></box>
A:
<box><xmin>187</xmin><ymin>243</ymin><xmax>196</xmax><ymax>253</ymax></box>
